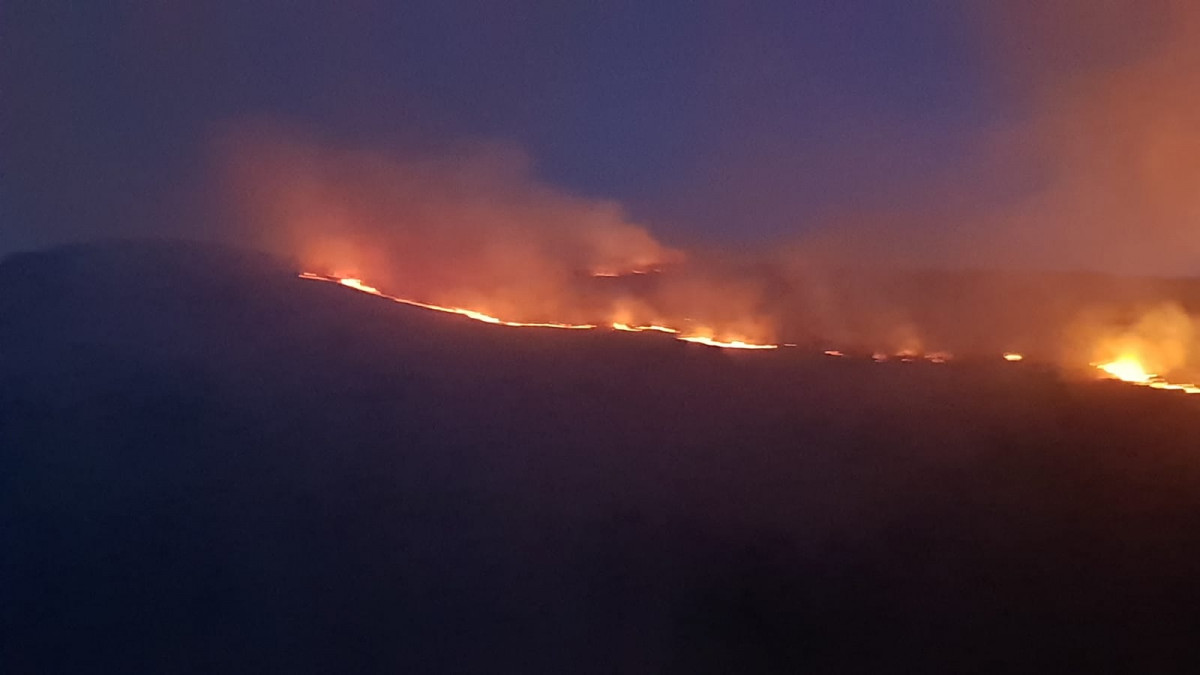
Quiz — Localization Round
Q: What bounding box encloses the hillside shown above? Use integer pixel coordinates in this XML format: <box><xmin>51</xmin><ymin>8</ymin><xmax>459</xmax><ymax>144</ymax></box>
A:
<box><xmin>4</xmin><ymin>241</ymin><xmax>1200</xmax><ymax>673</ymax></box>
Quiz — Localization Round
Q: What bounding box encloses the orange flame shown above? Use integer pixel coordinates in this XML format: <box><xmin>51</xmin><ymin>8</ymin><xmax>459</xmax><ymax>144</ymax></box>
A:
<box><xmin>612</xmin><ymin>322</ymin><xmax>679</xmax><ymax>335</ymax></box>
<box><xmin>301</xmin><ymin>273</ymin><xmax>783</xmax><ymax>347</ymax></box>
<box><xmin>1097</xmin><ymin>357</ymin><xmax>1154</xmax><ymax>383</ymax></box>
<box><xmin>338</xmin><ymin>278</ymin><xmax>382</xmax><ymax>295</ymax></box>
<box><xmin>1085</xmin><ymin>305</ymin><xmax>1200</xmax><ymax>394</ymax></box>
<box><xmin>1094</xmin><ymin>356</ymin><xmax>1200</xmax><ymax>394</ymax></box>
<box><xmin>677</xmin><ymin>336</ymin><xmax>779</xmax><ymax>350</ymax></box>
<box><xmin>303</xmin><ymin>273</ymin><xmax>1200</xmax><ymax>390</ymax></box>
<box><xmin>306</xmin><ymin>274</ymin><xmax>597</xmax><ymax>329</ymax></box>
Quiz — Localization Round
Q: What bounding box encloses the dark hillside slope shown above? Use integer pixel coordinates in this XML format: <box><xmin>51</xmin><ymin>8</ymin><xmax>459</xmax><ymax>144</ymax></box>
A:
<box><xmin>4</xmin><ymin>241</ymin><xmax>1200</xmax><ymax>673</ymax></box>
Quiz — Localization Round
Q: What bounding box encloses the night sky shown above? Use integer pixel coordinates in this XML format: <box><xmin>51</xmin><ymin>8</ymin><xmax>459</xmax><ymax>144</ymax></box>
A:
<box><xmin>7</xmin><ymin>1</ymin><xmax>997</xmax><ymax>251</ymax></box>
<box><xmin>6</xmin><ymin>2</ymin><xmax>1200</xmax><ymax>271</ymax></box>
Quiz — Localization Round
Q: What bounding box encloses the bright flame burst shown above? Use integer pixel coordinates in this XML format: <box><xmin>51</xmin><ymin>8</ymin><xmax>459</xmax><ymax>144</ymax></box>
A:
<box><xmin>1097</xmin><ymin>357</ymin><xmax>1154</xmax><ymax>383</ymax></box>
<box><xmin>1094</xmin><ymin>356</ymin><xmax>1200</xmax><ymax>394</ymax></box>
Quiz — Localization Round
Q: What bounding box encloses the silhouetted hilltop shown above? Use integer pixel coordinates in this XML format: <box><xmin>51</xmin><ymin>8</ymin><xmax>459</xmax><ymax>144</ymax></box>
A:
<box><xmin>4</xmin><ymin>240</ymin><xmax>1200</xmax><ymax>673</ymax></box>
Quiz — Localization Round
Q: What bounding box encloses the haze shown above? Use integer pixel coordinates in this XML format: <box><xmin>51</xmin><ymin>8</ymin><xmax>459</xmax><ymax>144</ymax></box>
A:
<box><xmin>7</xmin><ymin>1</ymin><xmax>1199</xmax><ymax>273</ymax></box>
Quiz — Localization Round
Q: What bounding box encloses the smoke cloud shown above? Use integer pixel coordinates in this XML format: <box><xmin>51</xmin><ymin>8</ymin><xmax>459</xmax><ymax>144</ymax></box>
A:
<box><xmin>980</xmin><ymin>0</ymin><xmax>1200</xmax><ymax>274</ymax></box>
<box><xmin>852</xmin><ymin>0</ymin><xmax>1200</xmax><ymax>274</ymax></box>
<box><xmin>769</xmin><ymin>0</ymin><xmax>1200</xmax><ymax>366</ymax></box>
<box><xmin>210</xmin><ymin>2</ymin><xmax>1200</xmax><ymax>368</ymax></box>
<box><xmin>213</xmin><ymin>124</ymin><xmax>782</xmax><ymax>343</ymax></box>
<box><xmin>216</xmin><ymin>125</ymin><xmax>677</xmax><ymax>317</ymax></box>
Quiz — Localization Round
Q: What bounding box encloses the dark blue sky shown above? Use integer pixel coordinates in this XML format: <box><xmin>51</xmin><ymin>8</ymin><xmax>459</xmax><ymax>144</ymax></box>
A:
<box><xmin>5</xmin><ymin>1</ymin><xmax>1002</xmax><ymax>252</ymax></box>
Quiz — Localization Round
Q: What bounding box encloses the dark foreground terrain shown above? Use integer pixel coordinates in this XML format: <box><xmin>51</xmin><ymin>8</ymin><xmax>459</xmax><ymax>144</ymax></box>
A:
<box><xmin>4</xmin><ymin>242</ymin><xmax>1200</xmax><ymax>673</ymax></box>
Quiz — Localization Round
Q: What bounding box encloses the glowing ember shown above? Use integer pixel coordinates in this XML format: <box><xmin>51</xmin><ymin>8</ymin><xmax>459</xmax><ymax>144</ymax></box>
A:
<box><xmin>823</xmin><ymin>350</ymin><xmax>845</xmax><ymax>357</ymax></box>
<box><xmin>1094</xmin><ymin>357</ymin><xmax>1200</xmax><ymax>394</ymax></box>
<box><xmin>590</xmin><ymin>267</ymin><xmax>661</xmax><ymax>278</ymax></box>
<box><xmin>611</xmin><ymin>322</ymin><xmax>679</xmax><ymax>334</ymax></box>
<box><xmin>1003</xmin><ymin>353</ymin><xmax>1024</xmax><ymax>362</ymax></box>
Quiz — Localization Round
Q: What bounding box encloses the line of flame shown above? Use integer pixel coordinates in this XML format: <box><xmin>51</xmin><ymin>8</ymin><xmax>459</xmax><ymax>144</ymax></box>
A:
<box><xmin>677</xmin><ymin>336</ymin><xmax>779</xmax><ymax>350</ymax></box>
<box><xmin>295</xmin><ymin>274</ymin><xmax>1084</xmax><ymax>372</ymax></box>
<box><xmin>301</xmin><ymin>273</ymin><xmax>786</xmax><ymax>348</ymax></box>
<box><xmin>612</xmin><ymin>322</ymin><xmax>679</xmax><ymax>334</ymax></box>
<box><xmin>309</xmin><ymin>274</ymin><xmax>598</xmax><ymax>329</ymax></box>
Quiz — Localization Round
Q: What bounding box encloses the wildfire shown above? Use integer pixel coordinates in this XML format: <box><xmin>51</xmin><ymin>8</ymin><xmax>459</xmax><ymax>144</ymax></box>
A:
<box><xmin>338</xmin><ymin>278</ymin><xmax>381</xmax><ymax>295</ymax></box>
<box><xmin>1094</xmin><ymin>356</ymin><xmax>1200</xmax><ymax>394</ymax></box>
<box><xmin>1097</xmin><ymin>357</ymin><xmax>1154</xmax><ymax>383</ymax></box>
<box><xmin>677</xmin><ymin>336</ymin><xmax>779</xmax><ymax>350</ymax></box>
<box><xmin>302</xmin><ymin>272</ymin><xmax>1200</xmax><ymax>392</ymax></box>
<box><xmin>299</xmin><ymin>273</ymin><xmax>778</xmax><ymax>349</ymax></box>
<box><xmin>305</xmin><ymin>274</ymin><xmax>596</xmax><ymax>329</ymax></box>
<box><xmin>612</xmin><ymin>322</ymin><xmax>679</xmax><ymax>334</ymax></box>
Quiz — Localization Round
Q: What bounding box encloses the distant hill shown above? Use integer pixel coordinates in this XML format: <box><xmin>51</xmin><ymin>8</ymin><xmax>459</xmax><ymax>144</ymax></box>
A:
<box><xmin>4</xmin><ymin>240</ymin><xmax>1200</xmax><ymax>673</ymax></box>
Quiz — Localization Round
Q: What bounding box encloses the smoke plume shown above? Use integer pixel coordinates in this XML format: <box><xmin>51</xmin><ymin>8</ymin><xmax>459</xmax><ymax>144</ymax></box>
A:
<box><xmin>211</xmin><ymin>2</ymin><xmax>1200</xmax><ymax>365</ymax></box>
<box><xmin>770</xmin><ymin>0</ymin><xmax>1200</xmax><ymax>364</ymax></box>
<box><xmin>899</xmin><ymin>0</ymin><xmax>1200</xmax><ymax>273</ymax></box>
<box><xmin>216</xmin><ymin>125</ymin><xmax>681</xmax><ymax>320</ymax></box>
<box><xmin>214</xmin><ymin>124</ymin><xmax>783</xmax><ymax>343</ymax></box>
